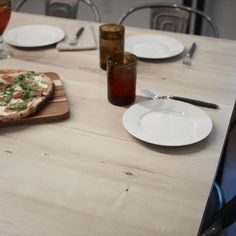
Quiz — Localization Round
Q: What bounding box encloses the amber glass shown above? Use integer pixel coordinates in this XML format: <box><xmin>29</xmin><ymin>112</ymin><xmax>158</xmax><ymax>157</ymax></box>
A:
<box><xmin>0</xmin><ymin>0</ymin><xmax>11</xmax><ymax>59</ymax></box>
<box><xmin>99</xmin><ymin>23</ymin><xmax>124</xmax><ymax>70</ymax></box>
<box><xmin>107</xmin><ymin>52</ymin><xmax>137</xmax><ymax>106</ymax></box>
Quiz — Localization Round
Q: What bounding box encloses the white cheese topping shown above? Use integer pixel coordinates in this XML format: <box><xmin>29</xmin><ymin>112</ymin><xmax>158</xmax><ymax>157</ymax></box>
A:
<box><xmin>0</xmin><ymin>106</ymin><xmax>8</xmax><ymax>116</ymax></box>
<box><xmin>33</xmin><ymin>75</ymin><xmax>48</xmax><ymax>89</ymax></box>
<box><xmin>13</xmin><ymin>84</ymin><xmax>23</xmax><ymax>91</ymax></box>
<box><xmin>0</xmin><ymin>78</ymin><xmax>7</xmax><ymax>84</ymax></box>
<box><xmin>9</xmin><ymin>98</ymin><xmax>24</xmax><ymax>105</ymax></box>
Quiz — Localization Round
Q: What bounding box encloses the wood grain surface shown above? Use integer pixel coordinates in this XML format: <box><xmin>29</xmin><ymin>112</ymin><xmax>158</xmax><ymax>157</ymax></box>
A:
<box><xmin>0</xmin><ymin>12</ymin><xmax>236</xmax><ymax>236</ymax></box>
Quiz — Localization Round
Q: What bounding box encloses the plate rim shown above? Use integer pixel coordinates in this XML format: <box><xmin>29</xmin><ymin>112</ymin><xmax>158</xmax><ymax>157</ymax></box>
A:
<box><xmin>122</xmin><ymin>99</ymin><xmax>213</xmax><ymax>146</ymax></box>
<box><xmin>125</xmin><ymin>34</ymin><xmax>185</xmax><ymax>59</ymax></box>
<box><xmin>4</xmin><ymin>24</ymin><xmax>65</xmax><ymax>47</ymax></box>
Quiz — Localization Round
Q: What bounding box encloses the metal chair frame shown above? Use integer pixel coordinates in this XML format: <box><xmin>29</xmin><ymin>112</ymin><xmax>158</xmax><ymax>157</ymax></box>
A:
<box><xmin>15</xmin><ymin>0</ymin><xmax>101</xmax><ymax>22</ymax></box>
<box><xmin>118</xmin><ymin>3</ymin><xmax>219</xmax><ymax>38</ymax></box>
<box><xmin>200</xmin><ymin>194</ymin><xmax>236</xmax><ymax>235</ymax></box>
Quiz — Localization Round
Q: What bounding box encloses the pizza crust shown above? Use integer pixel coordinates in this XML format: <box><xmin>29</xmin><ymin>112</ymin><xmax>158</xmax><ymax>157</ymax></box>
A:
<box><xmin>0</xmin><ymin>70</ymin><xmax>54</xmax><ymax>124</ymax></box>
<box><xmin>0</xmin><ymin>69</ymin><xmax>33</xmax><ymax>77</ymax></box>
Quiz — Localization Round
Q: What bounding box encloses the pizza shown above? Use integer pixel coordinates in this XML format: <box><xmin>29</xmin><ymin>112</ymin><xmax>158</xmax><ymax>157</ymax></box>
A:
<box><xmin>0</xmin><ymin>70</ymin><xmax>54</xmax><ymax>123</ymax></box>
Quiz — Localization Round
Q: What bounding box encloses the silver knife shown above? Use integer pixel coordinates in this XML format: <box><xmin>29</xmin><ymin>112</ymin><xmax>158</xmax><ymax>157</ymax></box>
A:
<box><xmin>183</xmin><ymin>42</ymin><xmax>197</xmax><ymax>65</ymax></box>
<box><xmin>168</xmin><ymin>95</ymin><xmax>219</xmax><ymax>109</ymax></box>
<box><xmin>69</xmin><ymin>27</ymin><xmax>85</xmax><ymax>46</ymax></box>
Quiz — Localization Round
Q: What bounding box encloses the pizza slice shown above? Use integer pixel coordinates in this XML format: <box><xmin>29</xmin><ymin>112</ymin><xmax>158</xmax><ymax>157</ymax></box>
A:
<box><xmin>0</xmin><ymin>70</ymin><xmax>54</xmax><ymax>123</ymax></box>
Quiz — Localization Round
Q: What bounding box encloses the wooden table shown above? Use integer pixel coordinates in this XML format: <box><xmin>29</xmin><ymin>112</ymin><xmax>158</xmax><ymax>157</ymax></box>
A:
<box><xmin>0</xmin><ymin>12</ymin><xmax>236</xmax><ymax>236</ymax></box>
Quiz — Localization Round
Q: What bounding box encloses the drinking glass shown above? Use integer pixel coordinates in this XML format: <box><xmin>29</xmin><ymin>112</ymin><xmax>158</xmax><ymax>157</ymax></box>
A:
<box><xmin>99</xmin><ymin>23</ymin><xmax>124</xmax><ymax>70</ymax></box>
<box><xmin>0</xmin><ymin>0</ymin><xmax>11</xmax><ymax>59</ymax></box>
<box><xmin>107</xmin><ymin>52</ymin><xmax>137</xmax><ymax>106</ymax></box>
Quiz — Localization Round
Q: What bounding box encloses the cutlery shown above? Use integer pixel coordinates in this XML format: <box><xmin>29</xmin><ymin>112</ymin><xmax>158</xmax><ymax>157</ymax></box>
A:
<box><xmin>142</xmin><ymin>89</ymin><xmax>219</xmax><ymax>109</ymax></box>
<box><xmin>183</xmin><ymin>42</ymin><xmax>197</xmax><ymax>65</ymax></box>
<box><xmin>69</xmin><ymin>27</ymin><xmax>84</xmax><ymax>46</ymax></box>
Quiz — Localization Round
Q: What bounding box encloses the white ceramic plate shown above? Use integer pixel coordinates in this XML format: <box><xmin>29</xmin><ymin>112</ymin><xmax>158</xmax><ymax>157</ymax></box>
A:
<box><xmin>125</xmin><ymin>34</ymin><xmax>185</xmax><ymax>59</ymax></box>
<box><xmin>4</xmin><ymin>24</ymin><xmax>65</xmax><ymax>47</ymax></box>
<box><xmin>122</xmin><ymin>99</ymin><xmax>213</xmax><ymax>146</ymax></box>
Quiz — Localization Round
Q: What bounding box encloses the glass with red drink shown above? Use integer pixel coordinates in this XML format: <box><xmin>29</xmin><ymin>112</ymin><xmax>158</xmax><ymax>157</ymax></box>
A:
<box><xmin>107</xmin><ymin>52</ymin><xmax>137</xmax><ymax>106</ymax></box>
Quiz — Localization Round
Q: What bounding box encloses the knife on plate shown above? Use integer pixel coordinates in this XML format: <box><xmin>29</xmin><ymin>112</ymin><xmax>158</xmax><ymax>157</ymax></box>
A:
<box><xmin>183</xmin><ymin>42</ymin><xmax>197</xmax><ymax>65</ymax></box>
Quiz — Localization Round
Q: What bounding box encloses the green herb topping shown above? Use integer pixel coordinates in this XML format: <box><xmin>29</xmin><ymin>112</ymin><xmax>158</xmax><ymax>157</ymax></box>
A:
<box><xmin>9</xmin><ymin>102</ymin><xmax>27</xmax><ymax>112</ymax></box>
<box><xmin>0</xmin><ymin>102</ymin><xmax>6</xmax><ymax>106</ymax></box>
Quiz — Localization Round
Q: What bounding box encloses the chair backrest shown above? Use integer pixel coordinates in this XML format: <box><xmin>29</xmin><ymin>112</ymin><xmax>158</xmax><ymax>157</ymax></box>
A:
<box><xmin>118</xmin><ymin>3</ymin><xmax>219</xmax><ymax>38</ymax></box>
<box><xmin>45</xmin><ymin>0</ymin><xmax>79</xmax><ymax>19</ymax></box>
<box><xmin>150</xmin><ymin>7</ymin><xmax>190</xmax><ymax>33</ymax></box>
<box><xmin>15</xmin><ymin>0</ymin><xmax>101</xmax><ymax>22</ymax></box>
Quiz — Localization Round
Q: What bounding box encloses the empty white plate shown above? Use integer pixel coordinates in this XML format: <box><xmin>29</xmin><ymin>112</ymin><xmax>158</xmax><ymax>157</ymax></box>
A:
<box><xmin>125</xmin><ymin>34</ymin><xmax>184</xmax><ymax>59</ymax></box>
<box><xmin>122</xmin><ymin>99</ymin><xmax>213</xmax><ymax>146</ymax></box>
<box><xmin>4</xmin><ymin>24</ymin><xmax>65</xmax><ymax>47</ymax></box>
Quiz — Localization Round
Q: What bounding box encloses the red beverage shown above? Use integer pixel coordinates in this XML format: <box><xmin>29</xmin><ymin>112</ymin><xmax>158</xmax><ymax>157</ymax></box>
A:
<box><xmin>108</xmin><ymin>68</ymin><xmax>136</xmax><ymax>106</ymax></box>
<box><xmin>0</xmin><ymin>1</ymin><xmax>11</xmax><ymax>35</ymax></box>
<box><xmin>107</xmin><ymin>52</ymin><xmax>137</xmax><ymax>106</ymax></box>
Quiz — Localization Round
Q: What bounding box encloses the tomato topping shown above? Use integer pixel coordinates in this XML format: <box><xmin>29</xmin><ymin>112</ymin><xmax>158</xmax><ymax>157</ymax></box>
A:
<box><xmin>3</xmin><ymin>76</ymin><xmax>16</xmax><ymax>83</ymax></box>
<box><xmin>25</xmin><ymin>79</ymin><xmax>33</xmax><ymax>83</ymax></box>
<box><xmin>12</xmin><ymin>91</ymin><xmax>23</xmax><ymax>99</ymax></box>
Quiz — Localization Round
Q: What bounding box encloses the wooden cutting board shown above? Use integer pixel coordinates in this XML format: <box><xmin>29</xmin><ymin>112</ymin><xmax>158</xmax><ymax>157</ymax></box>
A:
<box><xmin>0</xmin><ymin>72</ymin><xmax>70</xmax><ymax>127</ymax></box>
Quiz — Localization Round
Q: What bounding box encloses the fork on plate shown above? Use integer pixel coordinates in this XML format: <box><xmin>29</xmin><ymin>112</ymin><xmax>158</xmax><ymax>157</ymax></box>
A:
<box><xmin>142</xmin><ymin>89</ymin><xmax>219</xmax><ymax>109</ymax></box>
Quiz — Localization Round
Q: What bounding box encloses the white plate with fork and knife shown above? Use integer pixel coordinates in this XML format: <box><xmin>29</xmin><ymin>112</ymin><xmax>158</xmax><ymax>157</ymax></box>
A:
<box><xmin>122</xmin><ymin>99</ymin><xmax>213</xmax><ymax>146</ymax></box>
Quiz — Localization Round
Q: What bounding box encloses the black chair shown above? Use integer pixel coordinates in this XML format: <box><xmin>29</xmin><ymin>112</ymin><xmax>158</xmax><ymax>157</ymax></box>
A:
<box><xmin>118</xmin><ymin>3</ymin><xmax>219</xmax><ymax>38</ymax></box>
<box><xmin>201</xmin><ymin>103</ymin><xmax>236</xmax><ymax>235</ymax></box>
<box><xmin>200</xmin><ymin>194</ymin><xmax>236</xmax><ymax>235</ymax></box>
<box><xmin>15</xmin><ymin>0</ymin><xmax>101</xmax><ymax>22</ymax></box>
<box><xmin>203</xmin><ymin>183</ymin><xmax>225</xmax><ymax>224</ymax></box>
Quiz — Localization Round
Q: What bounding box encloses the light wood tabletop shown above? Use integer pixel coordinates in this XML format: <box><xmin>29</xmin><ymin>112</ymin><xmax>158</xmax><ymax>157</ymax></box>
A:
<box><xmin>0</xmin><ymin>12</ymin><xmax>236</xmax><ymax>236</ymax></box>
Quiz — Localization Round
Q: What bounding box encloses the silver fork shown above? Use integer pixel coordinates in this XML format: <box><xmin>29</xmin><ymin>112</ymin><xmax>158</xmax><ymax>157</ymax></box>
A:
<box><xmin>142</xmin><ymin>89</ymin><xmax>170</xmax><ymax>100</ymax></box>
<box><xmin>142</xmin><ymin>89</ymin><xmax>219</xmax><ymax>109</ymax></box>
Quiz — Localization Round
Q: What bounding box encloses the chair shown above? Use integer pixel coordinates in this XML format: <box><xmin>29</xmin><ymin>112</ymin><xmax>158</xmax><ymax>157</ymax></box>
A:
<box><xmin>15</xmin><ymin>0</ymin><xmax>101</xmax><ymax>22</ymax></box>
<box><xmin>203</xmin><ymin>183</ymin><xmax>225</xmax><ymax>224</ymax></box>
<box><xmin>118</xmin><ymin>3</ymin><xmax>219</xmax><ymax>38</ymax></box>
<box><xmin>200</xmin><ymin>194</ymin><xmax>236</xmax><ymax>235</ymax></box>
<box><xmin>45</xmin><ymin>0</ymin><xmax>79</xmax><ymax>18</ymax></box>
<box><xmin>201</xmin><ymin>103</ymin><xmax>236</xmax><ymax>235</ymax></box>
